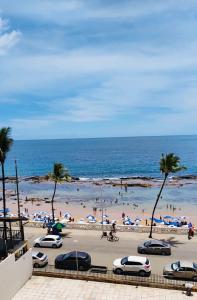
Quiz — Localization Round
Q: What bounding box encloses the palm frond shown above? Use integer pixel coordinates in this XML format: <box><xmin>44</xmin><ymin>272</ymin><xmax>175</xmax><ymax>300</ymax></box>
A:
<box><xmin>0</xmin><ymin>127</ymin><xmax>13</xmax><ymax>163</ymax></box>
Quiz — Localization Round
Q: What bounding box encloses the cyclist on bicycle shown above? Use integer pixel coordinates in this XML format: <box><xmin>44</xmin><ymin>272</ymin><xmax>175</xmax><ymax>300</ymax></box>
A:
<box><xmin>109</xmin><ymin>230</ymin><xmax>114</xmax><ymax>241</ymax></box>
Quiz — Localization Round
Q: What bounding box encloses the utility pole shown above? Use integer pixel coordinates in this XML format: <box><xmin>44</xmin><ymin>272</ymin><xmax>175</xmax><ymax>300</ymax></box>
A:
<box><xmin>15</xmin><ymin>160</ymin><xmax>24</xmax><ymax>240</ymax></box>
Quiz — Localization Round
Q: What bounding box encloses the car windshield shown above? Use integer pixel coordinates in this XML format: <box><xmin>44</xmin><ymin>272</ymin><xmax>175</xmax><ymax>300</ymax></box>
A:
<box><xmin>63</xmin><ymin>253</ymin><xmax>71</xmax><ymax>260</ymax></box>
<box><xmin>36</xmin><ymin>252</ymin><xmax>44</xmax><ymax>258</ymax></box>
<box><xmin>193</xmin><ymin>263</ymin><xmax>197</xmax><ymax>269</ymax></box>
<box><xmin>121</xmin><ymin>257</ymin><xmax>128</xmax><ymax>265</ymax></box>
<box><xmin>144</xmin><ymin>241</ymin><xmax>150</xmax><ymax>247</ymax></box>
<box><xmin>56</xmin><ymin>236</ymin><xmax>61</xmax><ymax>240</ymax></box>
<box><xmin>171</xmin><ymin>261</ymin><xmax>180</xmax><ymax>270</ymax></box>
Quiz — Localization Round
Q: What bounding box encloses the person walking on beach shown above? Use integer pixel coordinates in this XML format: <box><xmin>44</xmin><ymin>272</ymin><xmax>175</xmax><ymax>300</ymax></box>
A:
<box><xmin>188</xmin><ymin>227</ymin><xmax>194</xmax><ymax>240</ymax></box>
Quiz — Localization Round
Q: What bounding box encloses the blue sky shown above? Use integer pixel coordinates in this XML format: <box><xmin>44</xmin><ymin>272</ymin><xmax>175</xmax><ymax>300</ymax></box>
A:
<box><xmin>1</xmin><ymin>0</ymin><xmax>197</xmax><ymax>139</ymax></box>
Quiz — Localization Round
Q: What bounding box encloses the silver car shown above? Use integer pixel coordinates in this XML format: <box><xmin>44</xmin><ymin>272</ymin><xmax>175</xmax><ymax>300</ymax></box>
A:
<box><xmin>32</xmin><ymin>251</ymin><xmax>48</xmax><ymax>268</ymax></box>
<box><xmin>138</xmin><ymin>239</ymin><xmax>171</xmax><ymax>255</ymax></box>
<box><xmin>163</xmin><ymin>261</ymin><xmax>197</xmax><ymax>281</ymax></box>
<box><xmin>33</xmin><ymin>235</ymin><xmax>63</xmax><ymax>248</ymax></box>
<box><xmin>113</xmin><ymin>256</ymin><xmax>151</xmax><ymax>277</ymax></box>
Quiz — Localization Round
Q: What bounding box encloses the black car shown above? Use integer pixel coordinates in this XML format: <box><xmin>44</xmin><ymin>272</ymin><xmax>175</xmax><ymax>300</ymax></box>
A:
<box><xmin>55</xmin><ymin>251</ymin><xmax>91</xmax><ymax>271</ymax></box>
<box><xmin>138</xmin><ymin>239</ymin><xmax>171</xmax><ymax>255</ymax></box>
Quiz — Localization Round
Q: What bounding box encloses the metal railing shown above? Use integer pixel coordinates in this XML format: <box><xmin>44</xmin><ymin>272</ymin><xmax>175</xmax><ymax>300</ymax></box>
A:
<box><xmin>33</xmin><ymin>264</ymin><xmax>197</xmax><ymax>291</ymax></box>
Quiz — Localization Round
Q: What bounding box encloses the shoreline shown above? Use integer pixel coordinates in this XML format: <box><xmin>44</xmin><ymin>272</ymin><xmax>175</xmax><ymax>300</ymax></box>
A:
<box><xmin>1</xmin><ymin>174</ymin><xmax>197</xmax><ymax>227</ymax></box>
<box><xmin>1</xmin><ymin>174</ymin><xmax>197</xmax><ymax>188</ymax></box>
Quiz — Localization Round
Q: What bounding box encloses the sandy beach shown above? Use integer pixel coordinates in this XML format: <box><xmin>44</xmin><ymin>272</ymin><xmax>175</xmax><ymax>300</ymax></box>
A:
<box><xmin>1</xmin><ymin>176</ymin><xmax>197</xmax><ymax>225</ymax></box>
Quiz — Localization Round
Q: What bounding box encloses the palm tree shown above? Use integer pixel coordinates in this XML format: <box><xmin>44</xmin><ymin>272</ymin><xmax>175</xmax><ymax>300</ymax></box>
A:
<box><xmin>0</xmin><ymin>127</ymin><xmax>13</xmax><ymax>248</ymax></box>
<box><xmin>149</xmin><ymin>153</ymin><xmax>186</xmax><ymax>238</ymax></box>
<box><xmin>50</xmin><ymin>163</ymin><xmax>70</xmax><ymax>223</ymax></box>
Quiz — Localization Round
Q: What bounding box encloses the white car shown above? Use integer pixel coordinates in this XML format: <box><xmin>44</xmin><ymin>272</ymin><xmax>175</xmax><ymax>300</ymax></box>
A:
<box><xmin>32</xmin><ymin>251</ymin><xmax>48</xmax><ymax>268</ymax></box>
<box><xmin>33</xmin><ymin>235</ymin><xmax>63</xmax><ymax>248</ymax></box>
<box><xmin>113</xmin><ymin>256</ymin><xmax>151</xmax><ymax>277</ymax></box>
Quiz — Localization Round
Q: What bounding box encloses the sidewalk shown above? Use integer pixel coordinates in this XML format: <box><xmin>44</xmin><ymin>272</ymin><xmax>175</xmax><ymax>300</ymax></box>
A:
<box><xmin>13</xmin><ymin>276</ymin><xmax>197</xmax><ymax>300</ymax></box>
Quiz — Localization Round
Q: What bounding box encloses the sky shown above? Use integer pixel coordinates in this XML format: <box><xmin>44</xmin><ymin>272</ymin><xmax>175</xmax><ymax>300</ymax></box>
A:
<box><xmin>0</xmin><ymin>0</ymin><xmax>197</xmax><ymax>140</ymax></box>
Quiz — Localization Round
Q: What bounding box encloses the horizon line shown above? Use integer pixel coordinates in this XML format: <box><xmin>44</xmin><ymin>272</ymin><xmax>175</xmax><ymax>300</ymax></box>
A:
<box><xmin>14</xmin><ymin>133</ymin><xmax>197</xmax><ymax>142</ymax></box>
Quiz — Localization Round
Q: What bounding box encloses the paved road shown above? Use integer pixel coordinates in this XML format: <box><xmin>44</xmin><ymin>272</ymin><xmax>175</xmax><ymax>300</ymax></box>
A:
<box><xmin>24</xmin><ymin>226</ymin><xmax>197</xmax><ymax>275</ymax></box>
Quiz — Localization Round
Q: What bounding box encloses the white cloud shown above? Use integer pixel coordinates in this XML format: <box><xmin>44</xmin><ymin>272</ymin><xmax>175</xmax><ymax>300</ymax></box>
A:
<box><xmin>0</xmin><ymin>30</ymin><xmax>21</xmax><ymax>55</ymax></box>
<box><xmin>0</xmin><ymin>16</ymin><xmax>21</xmax><ymax>55</ymax></box>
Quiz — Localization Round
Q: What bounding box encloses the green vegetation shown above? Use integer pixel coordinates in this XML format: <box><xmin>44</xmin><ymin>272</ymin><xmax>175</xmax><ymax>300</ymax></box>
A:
<box><xmin>0</xmin><ymin>127</ymin><xmax>13</xmax><ymax>247</ymax></box>
<box><xmin>149</xmin><ymin>153</ymin><xmax>186</xmax><ymax>238</ymax></box>
<box><xmin>49</xmin><ymin>163</ymin><xmax>70</xmax><ymax>222</ymax></box>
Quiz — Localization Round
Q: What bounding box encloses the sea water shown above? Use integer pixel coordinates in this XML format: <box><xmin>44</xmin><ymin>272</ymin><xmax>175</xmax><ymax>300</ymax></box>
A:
<box><xmin>5</xmin><ymin>135</ymin><xmax>197</xmax><ymax>178</ymax></box>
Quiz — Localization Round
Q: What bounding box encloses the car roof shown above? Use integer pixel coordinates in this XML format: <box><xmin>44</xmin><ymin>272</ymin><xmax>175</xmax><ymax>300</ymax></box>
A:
<box><xmin>68</xmin><ymin>251</ymin><xmax>90</xmax><ymax>258</ymax></box>
<box><xmin>145</xmin><ymin>239</ymin><xmax>167</xmax><ymax>245</ymax></box>
<box><xmin>32</xmin><ymin>251</ymin><xmax>44</xmax><ymax>256</ymax></box>
<box><xmin>127</xmin><ymin>256</ymin><xmax>147</xmax><ymax>263</ymax></box>
<box><xmin>44</xmin><ymin>235</ymin><xmax>60</xmax><ymax>238</ymax></box>
<box><xmin>180</xmin><ymin>261</ymin><xmax>194</xmax><ymax>268</ymax></box>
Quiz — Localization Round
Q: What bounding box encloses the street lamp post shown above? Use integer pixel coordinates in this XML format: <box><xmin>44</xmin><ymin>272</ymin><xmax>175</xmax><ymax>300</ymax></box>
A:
<box><xmin>73</xmin><ymin>239</ymin><xmax>78</xmax><ymax>273</ymax></box>
<box><xmin>14</xmin><ymin>159</ymin><xmax>24</xmax><ymax>240</ymax></box>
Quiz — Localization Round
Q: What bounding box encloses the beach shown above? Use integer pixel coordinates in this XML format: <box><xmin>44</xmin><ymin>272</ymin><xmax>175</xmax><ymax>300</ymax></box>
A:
<box><xmin>2</xmin><ymin>176</ymin><xmax>197</xmax><ymax>226</ymax></box>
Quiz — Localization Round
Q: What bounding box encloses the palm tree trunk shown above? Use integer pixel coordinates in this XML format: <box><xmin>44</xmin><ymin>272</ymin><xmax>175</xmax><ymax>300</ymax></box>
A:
<box><xmin>149</xmin><ymin>173</ymin><xmax>168</xmax><ymax>238</ymax></box>
<box><xmin>1</xmin><ymin>162</ymin><xmax>7</xmax><ymax>255</ymax></box>
<box><xmin>51</xmin><ymin>180</ymin><xmax>57</xmax><ymax>223</ymax></box>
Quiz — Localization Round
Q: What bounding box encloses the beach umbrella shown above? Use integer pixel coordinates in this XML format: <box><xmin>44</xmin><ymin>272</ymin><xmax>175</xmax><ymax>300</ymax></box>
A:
<box><xmin>149</xmin><ymin>217</ymin><xmax>163</xmax><ymax>223</ymax></box>
<box><xmin>64</xmin><ymin>212</ymin><xmax>71</xmax><ymax>218</ymax></box>
<box><xmin>103</xmin><ymin>214</ymin><xmax>109</xmax><ymax>218</ymax></box>
<box><xmin>135</xmin><ymin>218</ymin><xmax>142</xmax><ymax>222</ymax></box>
<box><xmin>52</xmin><ymin>222</ymin><xmax>65</xmax><ymax>229</ymax></box>
<box><xmin>86</xmin><ymin>215</ymin><xmax>95</xmax><ymax>219</ymax></box>
<box><xmin>0</xmin><ymin>208</ymin><xmax>10</xmax><ymax>213</ymax></box>
<box><xmin>180</xmin><ymin>216</ymin><xmax>189</xmax><ymax>220</ymax></box>
<box><xmin>163</xmin><ymin>215</ymin><xmax>173</xmax><ymax>219</ymax></box>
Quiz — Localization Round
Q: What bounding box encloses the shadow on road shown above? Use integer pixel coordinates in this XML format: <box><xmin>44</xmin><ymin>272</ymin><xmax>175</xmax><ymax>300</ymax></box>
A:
<box><xmin>159</xmin><ymin>236</ymin><xmax>185</xmax><ymax>248</ymax></box>
<box><xmin>61</xmin><ymin>232</ymin><xmax>72</xmax><ymax>238</ymax></box>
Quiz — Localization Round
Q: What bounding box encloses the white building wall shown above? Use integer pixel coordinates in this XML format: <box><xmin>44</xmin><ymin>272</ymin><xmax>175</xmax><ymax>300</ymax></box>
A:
<box><xmin>0</xmin><ymin>248</ymin><xmax>32</xmax><ymax>300</ymax></box>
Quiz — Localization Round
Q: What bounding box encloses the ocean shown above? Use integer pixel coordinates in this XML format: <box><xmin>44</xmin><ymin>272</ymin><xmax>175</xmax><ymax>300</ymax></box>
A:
<box><xmin>5</xmin><ymin>135</ymin><xmax>197</xmax><ymax>178</ymax></box>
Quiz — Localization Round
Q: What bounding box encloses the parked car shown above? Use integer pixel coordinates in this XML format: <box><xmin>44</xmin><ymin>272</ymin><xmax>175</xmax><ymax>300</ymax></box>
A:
<box><xmin>55</xmin><ymin>251</ymin><xmax>91</xmax><ymax>271</ymax></box>
<box><xmin>138</xmin><ymin>239</ymin><xmax>171</xmax><ymax>255</ymax></box>
<box><xmin>33</xmin><ymin>235</ymin><xmax>63</xmax><ymax>248</ymax></box>
<box><xmin>113</xmin><ymin>256</ymin><xmax>151</xmax><ymax>277</ymax></box>
<box><xmin>163</xmin><ymin>261</ymin><xmax>197</xmax><ymax>281</ymax></box>
<box><xmin>32</xmin><ymin>251</ymin><xmax>48</xmax><ymax>268</ymax></box>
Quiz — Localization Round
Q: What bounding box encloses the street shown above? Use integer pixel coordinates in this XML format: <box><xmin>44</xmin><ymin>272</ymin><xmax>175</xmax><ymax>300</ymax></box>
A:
<box><xmin>24</xmin><ymin>226</ymin><xmax>197</xmax><ymax>275</ymax></box>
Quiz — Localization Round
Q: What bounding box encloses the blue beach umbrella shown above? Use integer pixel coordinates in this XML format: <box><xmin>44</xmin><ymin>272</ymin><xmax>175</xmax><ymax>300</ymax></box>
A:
<box><xmin>149</xmin><ymin>217</ymin><xmax>163</xmax><ymax>223</ymax></box>
<box><xmin>103</xmin><ymin>214</ymin><xmax>108</xmax><ymax>218</ymax></box>
<box><xmin>163</xmin><ymin>215</ymin><xmax>173</xmax><ymax>219</ymax></box>
<box><xmin>86</xmin><ymin>215</ymin><xmax>94</xmax><ymax>219</ymax></box>
<box><xmin>64</xmin><ymin>212</ymin><xmax>71</xmax><ymax>218</ymax></box>
<box><xmin>0</xmin><ymin>208</ymin><xmax>10</xmax><ymax>213</ymax></box>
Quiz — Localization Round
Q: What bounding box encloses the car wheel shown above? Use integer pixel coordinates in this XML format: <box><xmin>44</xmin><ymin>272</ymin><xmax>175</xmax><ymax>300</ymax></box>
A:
<box><xmin>35</xmin><ymin>243</ymin><xmax>40</xmax><ymax>247</ymax></box>
<box><xmin>140</xmin><ymin>249</ymin><xmax>145</xmax><ymax>254</ymax></box>
<box><xmin>115</xmin><ymin>268</ymin><xmax>123</xmax><ymax>275</ymax></box>
<box><xmin>34</xmin><ymin>263</ymin><xmax>39</xmax><ymax>268</ymax></box>
<box><xmin>139</xmin><ymin>270</ymin><xmax>146</xmax><ymax>277</ymax></box>
<box><xmin>161</xmin><ymin>251</ymin><xmax>166</xmax><ymax>256</ymax></box>
<box><xmin>193</xmin><ymin>276</ymin><xmax>197</xmax><ymax>282</ymax></box>
<box><xmin>52</xmin><ymin>244</ymin><xmax>57</xmax><ymax>248</ymax></box>
<box><xmin>79</xmin><ymin>265</ymin><xmax>84</xmax><ymax>271</ymax></box>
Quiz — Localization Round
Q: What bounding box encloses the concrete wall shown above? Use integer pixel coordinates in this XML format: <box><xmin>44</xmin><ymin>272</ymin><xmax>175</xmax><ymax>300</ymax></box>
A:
<box><xmin>0</xmin><ymin>247</ymin><xmax>32</xmax><ymax>300</ymax></box>
<box><xmin>26</xmin><ymin>221</ymin><xmax>190</xmax><ymax>235</ymax></box>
